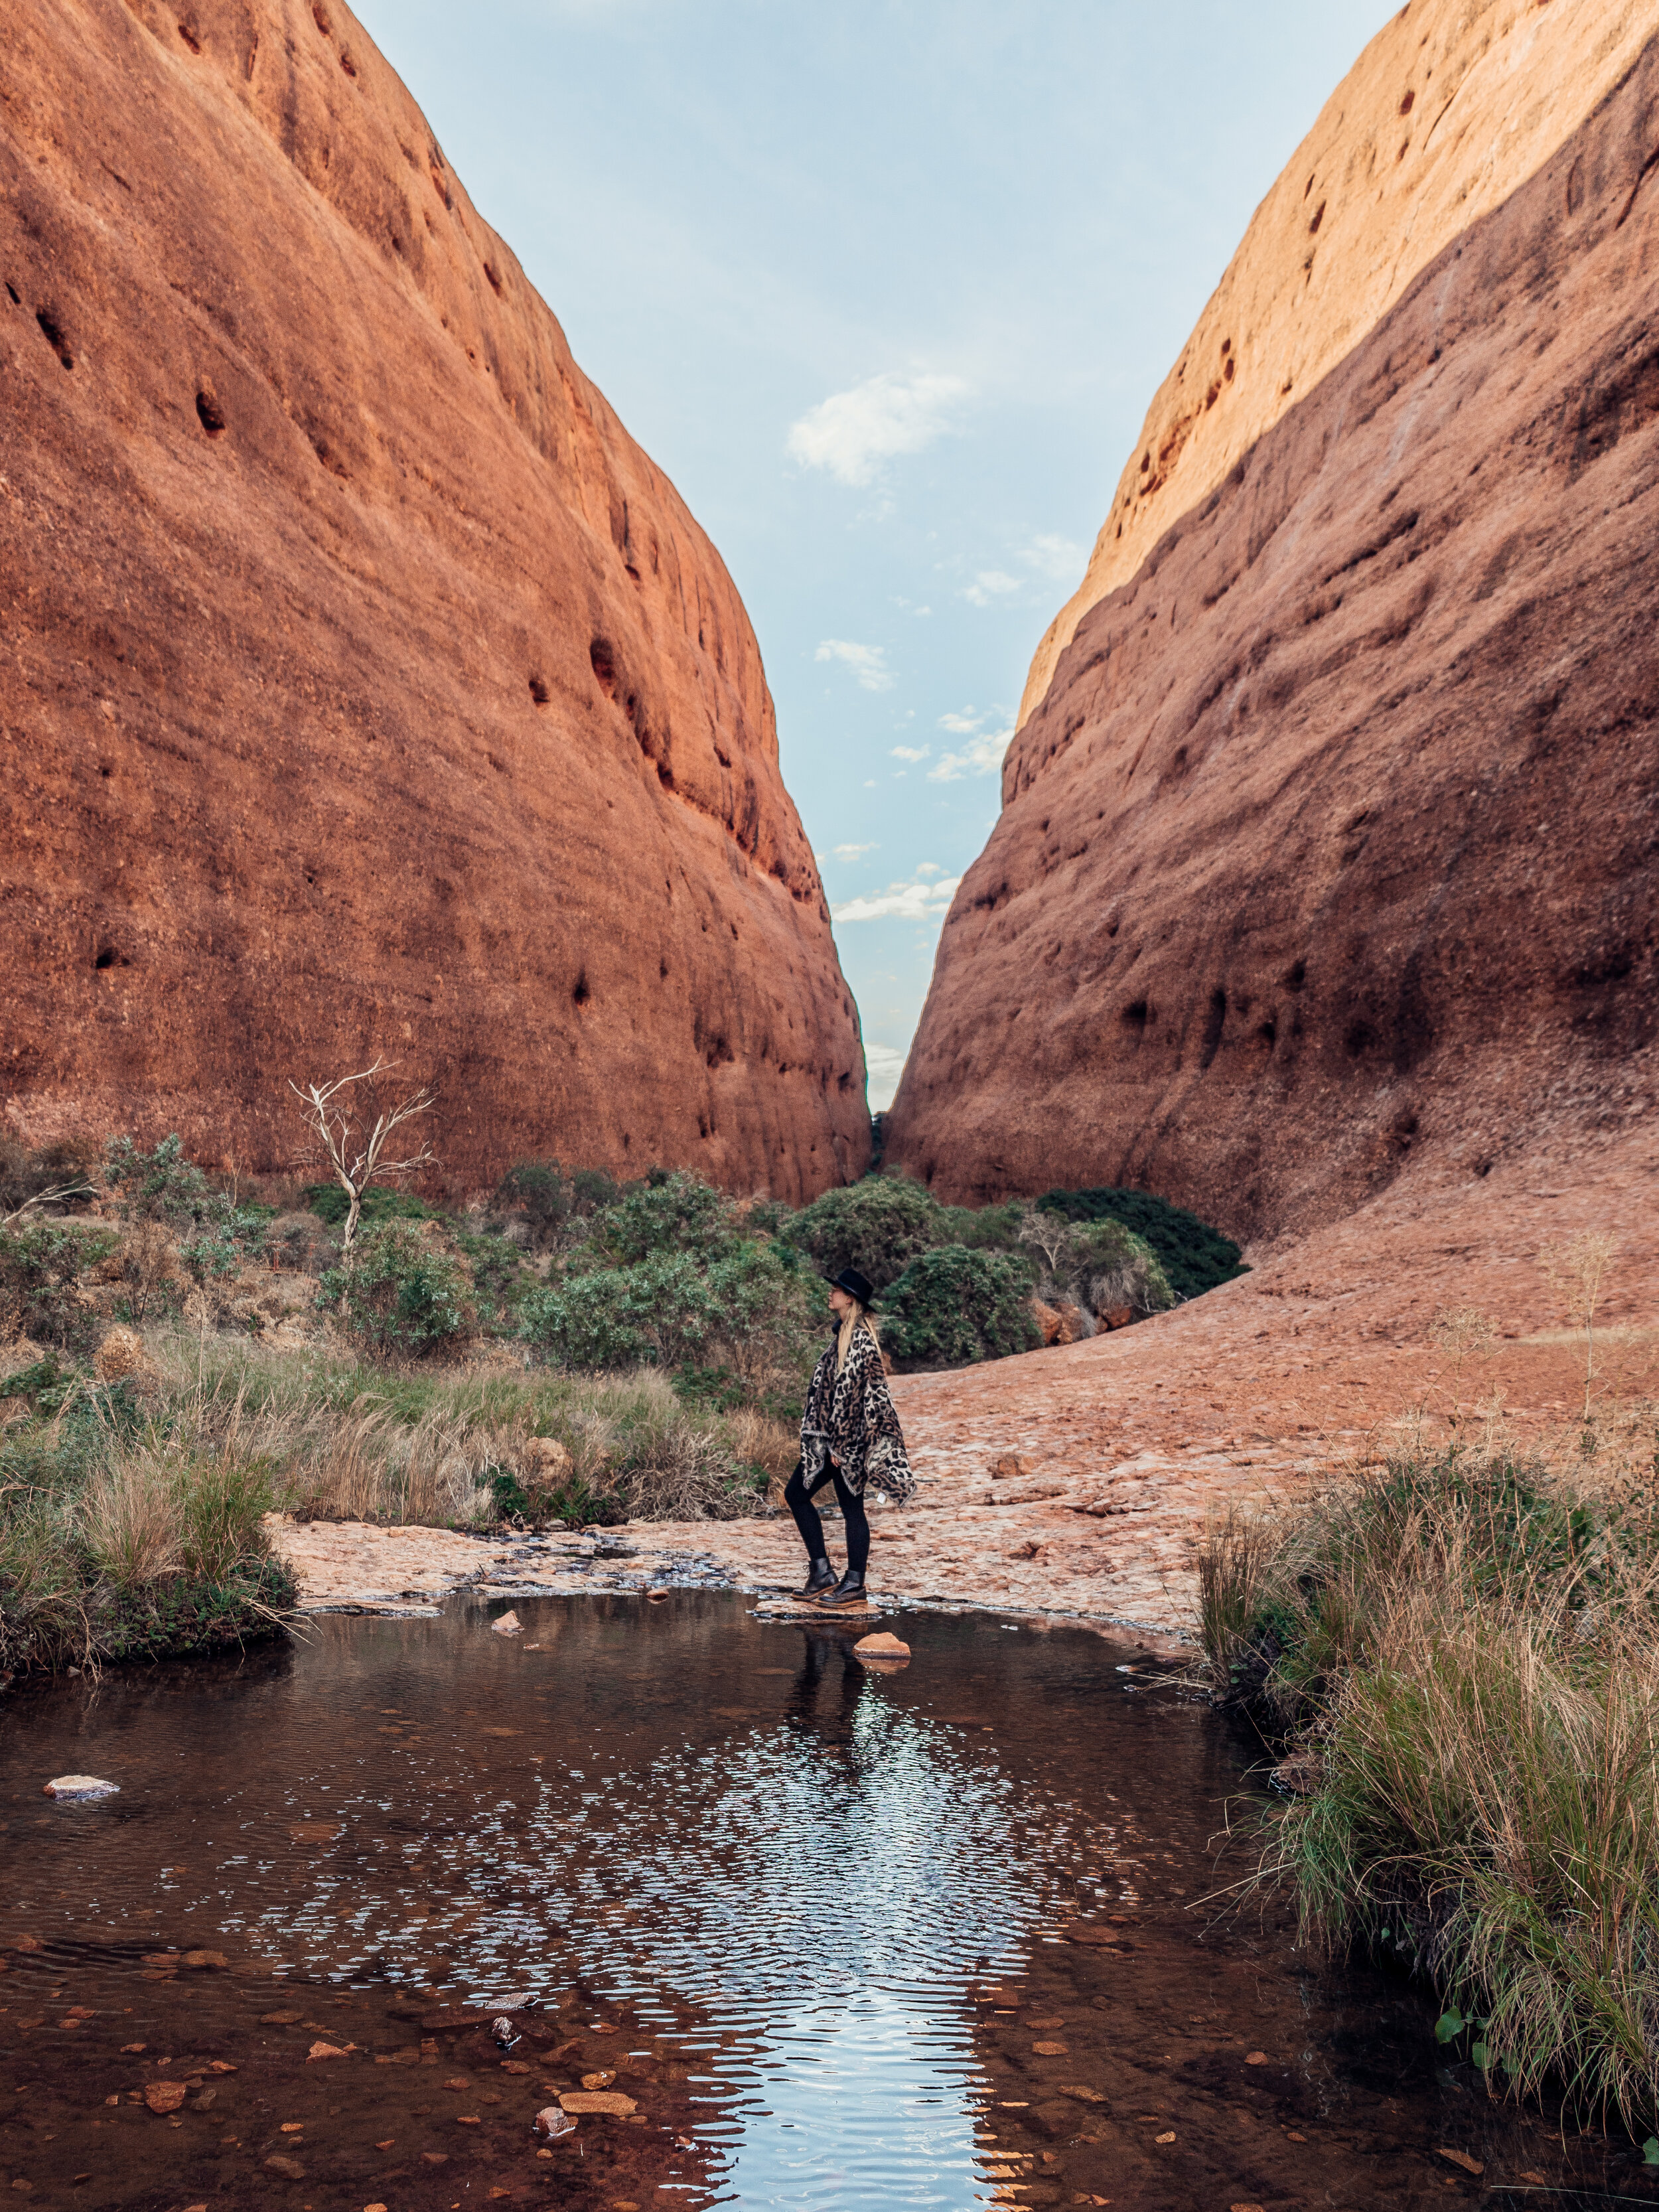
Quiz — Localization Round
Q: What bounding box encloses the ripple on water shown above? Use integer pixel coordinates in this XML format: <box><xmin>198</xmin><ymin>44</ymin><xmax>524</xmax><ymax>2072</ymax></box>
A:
<box><xmin>0</xmin><ymin>1593</ymin><xmax>1639</xmax><ymax>2209</ymax></box>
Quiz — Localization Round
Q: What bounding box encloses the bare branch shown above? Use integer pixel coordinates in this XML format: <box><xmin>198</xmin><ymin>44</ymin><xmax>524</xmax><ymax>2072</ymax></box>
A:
<box><xmin>1</xmin><ymin>1179</ymin><xmax>97</xmax><ymax>1231</ymax></box>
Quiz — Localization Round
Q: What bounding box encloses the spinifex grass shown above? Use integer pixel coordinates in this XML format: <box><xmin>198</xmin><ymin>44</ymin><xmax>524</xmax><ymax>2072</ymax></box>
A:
<box><xmin>1202</xmin><ymin>1447</ymin><xmax>1659</xmax><ymax>2133</ymax></box>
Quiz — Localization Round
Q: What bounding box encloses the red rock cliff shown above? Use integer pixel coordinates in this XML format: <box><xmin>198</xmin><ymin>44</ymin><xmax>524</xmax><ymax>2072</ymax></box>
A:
<box><xmin>0</xmin><ymin>0</ymin><xmax>869</xmax><ymax>1197</ymax></box>
<box><xmin>886</xmin><ymin>2</ymin><xmax>1659</xmax><ymax>1243</ymax></box>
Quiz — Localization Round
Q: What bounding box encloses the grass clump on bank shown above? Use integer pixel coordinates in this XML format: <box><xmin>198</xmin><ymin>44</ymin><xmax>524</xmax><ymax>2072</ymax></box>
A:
<box><xmin>0</xmin><ymin>1360</ymin><xmax>294</xmax><ymax>1675</ymax></box>
<box><xmin>1202</xmin><ymin>1445</ymin><xmax>1659</xmax><ymax>2133</ymax></box>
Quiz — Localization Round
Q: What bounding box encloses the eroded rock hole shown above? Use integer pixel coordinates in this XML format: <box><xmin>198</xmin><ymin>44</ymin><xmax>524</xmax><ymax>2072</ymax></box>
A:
<box><xmin>1283</xmin><ymin>958</ymin><xmax>1307</xmax><ymax>993</ymax></box>
<box><xmin>1309</xmin><ymin>201</ymin><xmax>1327</xmax><ymax>235</ymax></box>
<box><xmin>483</xmin><ymin>261</ymin><xmax>502</xmax><ymax>296</ymax></box>
<box><xmin>339</xmin><ymin>49</ymin><xmax>357</xmax><ymax>78</ymax></box>
<box><xmin>177</xmin><ymin>20</ymin><xmax>201</xmax><ymax>53</ymax></box>
<box><xmin>5</xmin><ymin>283</ymin><xmax>19</xmax><ymax>306</ymax></box>
<box><xmin>572</xmin><ymin>972</ymin><xmax>591</xmax><ymax>1009</ymax></box>
<box><xmin>1398</xmin><ymin>89</ymin><xmax>1415</xmax><ymax>115</ymax></box>
<box><xmin>311</xmin><ymin>1</ymin><xmax>331</xmax><ymax>29</ymax></box>
<box><xmin>35</xmin><ymin>309</ymin><xmax>73</xmax><ymax>370</ymax></box>
<box><xmin>195</xmin><ymin>390</ymin><xmax>226</xmax><ymax>435</ymax></box>
<box><xmin>528</xmin><ymin>674</ymin><xmax>549</xmax><ymax>707</ymax></box>
<box><xmin>93</xmin><ymin>945</ymin><xmax>126</xmax><ymax>970</ymax></box>
<box><xmin>1198</xmin><ymin>988</ymin><xmax>1227</xmax><ymax>1070</ymax></box>
<box><xmin>1121</xmin><ymin>999</ymin><xmax>1150</xmax><ymax>1028</ymax></box>
<box><xmin>589</xmin><ymin>638</ymin><xmax>617</xmax><ymax>700</ymax></box>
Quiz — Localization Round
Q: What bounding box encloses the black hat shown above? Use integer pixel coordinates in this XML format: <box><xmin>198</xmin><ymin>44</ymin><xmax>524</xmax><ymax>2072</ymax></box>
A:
<box><xmin>828</xmin><ymin>1266</ymin><xmax>876</xmax><ymax>1308</ymax></box>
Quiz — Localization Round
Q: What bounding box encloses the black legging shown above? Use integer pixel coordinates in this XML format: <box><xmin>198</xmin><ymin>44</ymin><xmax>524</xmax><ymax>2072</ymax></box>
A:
<box><xmin>784</xmin><ymin>1459</ymin><xmax>870</xmax><ymax>1576</ymax></box>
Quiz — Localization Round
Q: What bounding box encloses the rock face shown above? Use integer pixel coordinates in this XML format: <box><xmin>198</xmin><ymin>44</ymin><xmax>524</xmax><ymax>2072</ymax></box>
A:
<box><xmin>0</xmin><ymin>0</ymin><xmax>867</xmax><ymax>1199</ymax></box>
<box><xmin>887</xmin><ymin>3</ymin><xmax>1659</xmax><ymax>1241</ymax></box>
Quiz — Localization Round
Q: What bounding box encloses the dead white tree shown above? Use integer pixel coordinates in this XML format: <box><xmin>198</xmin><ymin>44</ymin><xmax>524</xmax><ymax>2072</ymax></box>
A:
<box><xmin>289</xmin><ymin>1059</ymin><xmax>437</xmax><ymax>1256</ymax></box>
<box><xmin>1016</xmin><ymin>1207</ymin><xmax>1072</xmax><ymax>1276</ymax></box>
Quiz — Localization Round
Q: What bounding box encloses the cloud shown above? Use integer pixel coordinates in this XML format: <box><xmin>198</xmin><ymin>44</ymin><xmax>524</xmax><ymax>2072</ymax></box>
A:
<box><xmin>833</xmin><ymin>842</ymin><xmax>878</xmax><ymax>859</ymax></box>
<box><xmin>863</xmin><ymin>1041</ymin><xmax>908</xmax><ymax>1113</ymax></box>
<box><xmin>786</xmin><ymin>370</ymin><xmax>970</xmax><ymax>488</ymax></box>
<box><xmin>915</xmin><ymin>861</ymin><xmax>942</xmax><ymax>877</ymax></box>
<box><xmin>891</xmin><ymin>743</ymin><xmax>930</xmax><ymax>763</ymax></box>
<box><xmin>960</xmin><ymin>569</ymin><xmax>1023</xmax><ymax>607</ymax></box>
<box><xmin>1021</xmin><ymin>532</ymin><xmax>1088</xmax><ymax>579</ymax></box>
<box><xmin>815</xmin><ymin>639</ymin><xmax>895</xmax><ymax>692</ymax></box>
<box><xmin>928</xmin><ymin>727</ymin><xmax>1011</xmax><ymax>782</ymax></box>
<box><xmin>937</xmin><ymin>707</ymin><xmax>983</xmax><ymax>734</ymax></box>
<box><xmin>832</xmin><ymin>872</ymin><xmax>962</xmax><ymax>924</ymax></box>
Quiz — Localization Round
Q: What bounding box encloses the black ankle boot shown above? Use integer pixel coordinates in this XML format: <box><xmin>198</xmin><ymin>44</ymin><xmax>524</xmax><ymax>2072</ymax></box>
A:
<box><xmin>799</xmin><ymin>1557</ymin><xmax>836</xmax><ymax>1598</ymax></box>
<box><xmin>816</xmin><ymin>1568</ymin><xmax>867</xmax><ymax>1609</ymax></box>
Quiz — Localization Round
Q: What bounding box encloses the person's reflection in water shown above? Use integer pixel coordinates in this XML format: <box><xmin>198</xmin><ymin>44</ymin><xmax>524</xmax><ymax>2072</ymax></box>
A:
<box><xmin>784</xmin><ymin>1627</ymin><xmax>867</xmax><ymax>1744</ymax></box>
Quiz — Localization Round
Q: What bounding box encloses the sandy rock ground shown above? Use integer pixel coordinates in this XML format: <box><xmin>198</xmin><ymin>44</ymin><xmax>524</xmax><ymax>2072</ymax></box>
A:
<box><xmin>274</xmin><ymin>1126</ymin><xmax>1657</xmax><ymax>1643</ymax></box>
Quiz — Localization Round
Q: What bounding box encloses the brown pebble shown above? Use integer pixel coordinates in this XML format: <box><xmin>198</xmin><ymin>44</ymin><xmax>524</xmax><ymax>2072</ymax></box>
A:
<box><xmin>143</xmin><ymin>2083</ymin><xmax>187</xmax><ymax>2114</ymax></box>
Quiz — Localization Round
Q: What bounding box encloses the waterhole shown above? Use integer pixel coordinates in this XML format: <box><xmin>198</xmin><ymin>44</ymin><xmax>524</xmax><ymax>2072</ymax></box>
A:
<box><xmin>0</xmin><ymin>1593</ymin><xmax>1642</xmax><ymax>2207</ymax></box>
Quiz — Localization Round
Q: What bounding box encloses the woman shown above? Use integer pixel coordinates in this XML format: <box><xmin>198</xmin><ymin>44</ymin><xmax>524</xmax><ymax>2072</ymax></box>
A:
<box><xmin>784</xmin><ymin>1265</ymin><xmax>916</xmax><ymax>1608</ymax></box>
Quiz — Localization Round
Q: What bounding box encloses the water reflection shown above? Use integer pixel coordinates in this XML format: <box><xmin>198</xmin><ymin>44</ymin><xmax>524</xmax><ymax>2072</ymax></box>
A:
<box><xmin>1</xmin><ymin>1593</ymin><xmax>1648</xmax><ymax>2207</ymax></box>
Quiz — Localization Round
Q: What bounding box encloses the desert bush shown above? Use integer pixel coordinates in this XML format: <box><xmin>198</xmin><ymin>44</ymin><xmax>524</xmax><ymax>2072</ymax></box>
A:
<box><xmin>1201</xmin><ymin>1448</ymin><xmax>1659</xmax><ymax>2133</ymax></box>
<box><xmin>880</xmin><ymin>1245</ymin><xmax>1041</xmax><ymax>1371</ymax></box>
<box><xmin>488</xmin><ymin>1159</ymin><xmax>620</xmax><ymax>1250</ymax></box>
<box><xmin>303</xmin><ymin>1181</ymin><xmax>438</xmax><ymax>1230</ymax></box>
<box><xmin>0</xmin><ymin>1218</ymin><xmax>119</xmax><ymax>1350</ymax></box>
<box><xmin>1036</xmin><ymin>1183</ymin><xmax>1245</xmax><ymax>1301</ymax></box>
<box><xmin>1017</xmin><ymin>1211</ymin><xmax>1174</xmax><ymax>1321</ymax></box>
<box><xmin>319</xmin><ymin>1220</ymin><xmax>472</xmax><ymax>1361</ymax></box>
<box><xmin>784</xmin><ymin>1176</ymin><xmax>944</xmax><ymax>1290</ymax></box>
<box><xmin>582</xmin><ymin>1168</ymin><xmax>737</xmax><ymax>1268</ymax></box>
<box><xmin>106</xmin><ymin>1134</ymin><xmax>273</xmax><ymax>1280</ymax></box>
<box><xmin>520</xmin><ymin>1236</ymin><xmax>820</xmax><ymax>1385</ymax></box>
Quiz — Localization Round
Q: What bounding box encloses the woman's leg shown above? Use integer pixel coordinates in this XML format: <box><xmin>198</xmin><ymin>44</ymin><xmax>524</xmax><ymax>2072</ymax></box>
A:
<box><xmin>830</xmin><ymin>1468</ymin><xmax>869</xmax><ymax>1578</ymax></box>
<box><xmin>783</xmin><ymin>1462</ymin><xmax>836</xmax><ymax>1594</ymax></box>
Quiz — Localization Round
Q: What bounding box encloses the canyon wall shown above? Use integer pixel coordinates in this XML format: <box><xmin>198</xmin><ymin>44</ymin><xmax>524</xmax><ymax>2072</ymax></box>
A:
<box><xmin>886</xmin><ymin>3</ymin><xmax>1659</xmax><ymax>1241</ymax></box>
<box><xmin>0</xmin><ymin>0</ymin><xmax>869</xmax><ymax>1197</ymax></box>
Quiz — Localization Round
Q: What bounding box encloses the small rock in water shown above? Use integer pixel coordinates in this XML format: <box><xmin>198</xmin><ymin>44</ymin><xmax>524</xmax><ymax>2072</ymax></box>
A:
<box><xmin>263</xmin><ymin>2154</ymin><xmax>306</xmax><ymax>2179</ymax></box>
<box><xmin>490</xmin><ymin>2016</ymin><xmax>519</xmax><ymax>2047</ymax></box>
<box><xmin>143</xmin><ymin>2083</ymin><xmax>187</xmax><ymax>2114</ymax></box>
<box><xmin>1244</xmin><ymin>2050</ymin><xmax>1269</xmax><ymax>2065</ymax></box>
<box><xmin>854</xmin><ymin>1632</ymin><xmax>910</xmax><ymax>1659</ymax></box>
<box><xmin>581</xmin><ymin>2069</ymin><xmax>616</xmax><ymax>2090</ymax></box>
<box><xmin>42</xmin><ymin>1775</ymin><xmax>118</xmax><ymax>1801</ymax></box>
<box><xmin>307</xmin><ymin>2040</ymin><xmax>350</xmax><ymax>2061</ymax></box>
<box><xmin>182</xmin><ymin>1949</ymin><xmax>229</xmax><ymax>1971</ymax></box>
<box><xmin>532</xmin><ymin>2106</ymin><xmax>577</xmax><ymax>2140</ymax></box>
<box><xmin>559</xmin><ymin>2090</ymin><xmax>636</xmax><ymax>2116</ymax></box>
<box><xmin>1436</xmin><ymin>2148</ymin><xmax>1484</xmax><ymax>2177</ymax></box>
<box><xmin>490</xmin><ymin>1610</ymin><xmax>523</xmax><ymax>1637</ymax></box>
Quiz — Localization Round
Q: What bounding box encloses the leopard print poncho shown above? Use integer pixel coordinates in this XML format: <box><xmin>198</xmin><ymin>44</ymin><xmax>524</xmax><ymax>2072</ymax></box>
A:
<box><xmin>800</xmin><ymin>1321</ymin><xmax>916</xmax><ymax>1504</ymax></box>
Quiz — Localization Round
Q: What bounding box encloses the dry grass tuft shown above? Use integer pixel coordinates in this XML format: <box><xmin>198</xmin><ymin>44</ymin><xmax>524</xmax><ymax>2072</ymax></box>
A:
<box><xmin>1202</xmin><ymin>1445</ymin><xmax>1659</xmax><ymax>2132</ymax></box>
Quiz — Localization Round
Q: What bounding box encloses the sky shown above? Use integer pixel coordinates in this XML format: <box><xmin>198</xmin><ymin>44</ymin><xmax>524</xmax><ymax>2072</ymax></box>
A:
<box><xmin>356</xmin><ymin>0</ymin><xmax>1395</xmax><ymax>1109</ymax></box>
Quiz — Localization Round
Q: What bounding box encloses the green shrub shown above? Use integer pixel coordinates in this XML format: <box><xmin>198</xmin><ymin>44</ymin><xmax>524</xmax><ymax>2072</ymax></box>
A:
<box><xmin>0</xmin><ymin>1220</ymin><xmax>119</xmax><ymax>1351</ymax></box>
<box><xmin>320</xmin><ymin>1221</ymin><xmax>471</xmax><ymax>1360</ymax></box>
<box><xmin>454</xmin><ymin>1230</ymin><xmax>534</xmax><ymax>1331</ymax></box>
<box><xmin>584</xmin><ymin>1169</ymin><xmax>737</xmax><ymax>1267</ymax></box>
<box><xmin>1035</xmin><ymin>1184</ymin><xmax>1245</xmax><ymax>1302</ymax></box>
<box><xmin>880</xmin><ymin>1245</ymin><xmax>1041</xmax><ymax>1371</ymax></box>
<box><xmin>303</xmin><ymin>1181</ymin><xmax>438</xmax><ymax>1230</ymax></box>
<box><xmin>106</xmin><ymin>1134</ymin><xmax>272</xmax><ymax>1279</ymax></box>
<box><xmin>784</xmin><ymin>1176</ymin><xmax>944</xmax><ymax>1290</ymax></box>
<box><xmin>520</xmin><ymin>1236</ymin><xmax>819</xmax><ymax>1381</ymax></box>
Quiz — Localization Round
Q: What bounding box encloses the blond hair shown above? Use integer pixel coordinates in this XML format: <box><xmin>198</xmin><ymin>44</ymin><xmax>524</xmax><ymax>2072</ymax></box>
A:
<box><xmin>835</xmin><ymin>1300</ymin><xmax>879</xmax><ymax>1374</ymax></box>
